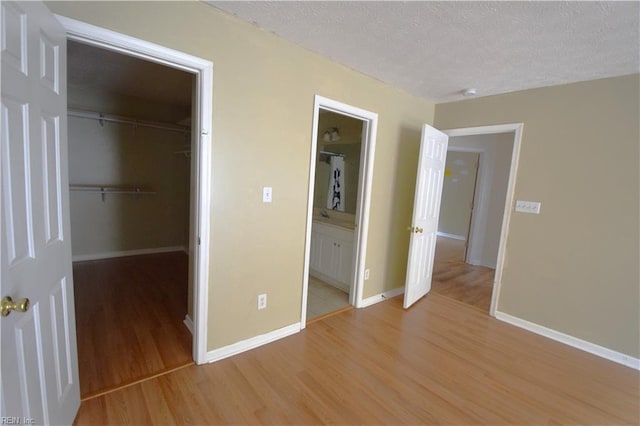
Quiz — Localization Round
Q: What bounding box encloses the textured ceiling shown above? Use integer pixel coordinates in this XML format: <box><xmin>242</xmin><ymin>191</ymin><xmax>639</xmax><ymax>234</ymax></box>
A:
<box><xmin>209</xmin><ymin>1</ymin><xmax>640</xmax><ymax>103</ymax></box>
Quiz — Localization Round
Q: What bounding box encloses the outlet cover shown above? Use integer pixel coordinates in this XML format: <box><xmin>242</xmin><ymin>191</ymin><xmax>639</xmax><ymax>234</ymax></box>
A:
<box><xmin>515</xmin><ymin>200</ymin><xmax>541</xmax><ymax>214</ymax></box>
<box><xmin>257</xmin><ymin>293</ymin><xmax>267</xmax><ymax>310</ymax></box>
<box><xmin>364</xmin><ymin>269</ymin><xmax>370</xmax><ymax>280</ymax></box>
<box><xmin>262</xmin><ymin>187</ymin><xmax>272</xmax><ymax>203</ymax></box>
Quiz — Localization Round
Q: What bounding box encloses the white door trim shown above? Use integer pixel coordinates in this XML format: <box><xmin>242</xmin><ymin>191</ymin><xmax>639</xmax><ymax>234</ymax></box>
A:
<box><xmin>301</xmin><ymin>95</ymin><xmax>378</xmax><ymax>327</ymax></box>
<box><xmin>442</xmin><ymin>123</ymin><xmax>523</xmax><ymax>316</ymax></box>
<box><xmin>55</xmin><ymin>16</ymin><xmax>213</xmax><ymax>364</ymax></box>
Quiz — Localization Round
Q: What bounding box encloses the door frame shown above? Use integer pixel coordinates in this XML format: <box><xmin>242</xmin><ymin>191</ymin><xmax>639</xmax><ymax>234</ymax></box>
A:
<box><xmin>442</xmin><ymin>123</ymin><xmax>523</xmax><ymax>316</ymax></box>
<box><xmin>56</xmin><ymin>16</ymin><xmax>213</xmax><ymax>364</ymax></box>
<box><xmin>301</xmin><ymin>95</ymin><xmax>378</xmax><ymax>326</ymax></box>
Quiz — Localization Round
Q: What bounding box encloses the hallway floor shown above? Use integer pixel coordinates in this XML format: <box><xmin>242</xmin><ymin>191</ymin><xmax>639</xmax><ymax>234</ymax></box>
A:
<box><xmin>431</xmin><ymin>237</ymin><xmax>495</xmax><ymax>312</ymax></box>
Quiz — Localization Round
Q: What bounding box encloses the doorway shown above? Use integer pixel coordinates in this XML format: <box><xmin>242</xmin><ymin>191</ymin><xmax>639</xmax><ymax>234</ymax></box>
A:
<box><xmin>59</xmin><ymin>16</ymin><xmax>213</xmax><ymax>367</ymax></box>
<box><xmin>301</xmin><ymin>96</ymin><xmax>378</xmax><ymax>326</ymax></box>
<box><xmin>66</xmin><ymin>39</ymin><xmax>196</xmax><ymax>398</ymax></box>
<box><xmin>307</xmin><ymin>110</ymin><xmax>364</xmax><ymax>320</ymax></box>
<box><xmin>432</xmin><ymin>124</ymin><xmax>523</xmax><ymax>315</ymax></box>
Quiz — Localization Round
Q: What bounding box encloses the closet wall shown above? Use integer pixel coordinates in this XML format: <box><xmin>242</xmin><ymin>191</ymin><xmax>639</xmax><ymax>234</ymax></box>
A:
<box><xmin>68</xmin><ymin>88</ymin><xmax>191</xmax><ymax>259</ymax></box>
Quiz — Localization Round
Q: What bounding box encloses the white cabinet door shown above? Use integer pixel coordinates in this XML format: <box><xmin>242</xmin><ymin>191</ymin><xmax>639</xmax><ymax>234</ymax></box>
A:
<box><xmin>1</xmin><ymin>1</ymin><xmax>80</xmax><ymax>424</ymax></box>
<box><xmin>310</xmin><ymin>223</ymin><xmax>354</xmax><ymax>290</ymax></box>
<box><xmin>334</xmin><ymin>238</ymin><xmax>353</xmax><ymax>287</ymax></box>
<box><xmin>317</xmin><ymin>233</ymin><xmax>336</xmax><ymax>278</ymax></box>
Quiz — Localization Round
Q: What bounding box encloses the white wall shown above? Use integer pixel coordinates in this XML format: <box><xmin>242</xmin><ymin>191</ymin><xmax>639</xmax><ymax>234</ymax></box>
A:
<box><xmin>68</xmin><ymin>111</ymin><xmax>191</xmax><ymax>259</ymax></box>
<box><xmin>448</xmin><ymin>133</ymin><xmax>514</xmax><ymax>268</ymax></box>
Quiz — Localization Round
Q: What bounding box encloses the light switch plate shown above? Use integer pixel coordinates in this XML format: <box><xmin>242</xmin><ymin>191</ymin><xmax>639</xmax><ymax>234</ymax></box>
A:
<box><xmin>515</xmin><ymin>200</ymin><xmax>541</xmax><ymax>214</ymax></box>
<box><xmin>262</xmin><ymin>187</ymin><xmax>272</xmax><ymax>203</ymax></box>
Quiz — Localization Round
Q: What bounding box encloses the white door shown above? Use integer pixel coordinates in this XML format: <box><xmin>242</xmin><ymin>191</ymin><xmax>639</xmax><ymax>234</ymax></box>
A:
<box><xmin>1</xmin><ymin>1</ymin><xmax>80</xmax><ymax>424</ymax></box>
<box><xmin>403</xmin><ymin>124</ymin><xmax>449</xmax><ymax>308</ymax></box>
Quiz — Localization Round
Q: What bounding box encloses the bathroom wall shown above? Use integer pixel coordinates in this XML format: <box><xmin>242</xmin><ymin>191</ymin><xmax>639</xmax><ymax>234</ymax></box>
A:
<box><xmin>314</xmin><ymin>111</ymin><xmax>364</xmax><ymax>214</ymax></box>
<box><xmin>68</xmin><ymin>88</ymin><xmax>191</xmax><ymax>259</ymax></box>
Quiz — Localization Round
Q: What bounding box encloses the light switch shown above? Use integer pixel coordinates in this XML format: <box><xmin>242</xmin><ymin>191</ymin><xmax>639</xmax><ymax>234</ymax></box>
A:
<box><xmin>515</xmin><ymin>200</ymin><xmax>541</xmax><ymax>214</ymax></box>
<box><xmin>262</xmin><ymin>187</ymin><xmax>273</xmax><ymax>203</ymax></box>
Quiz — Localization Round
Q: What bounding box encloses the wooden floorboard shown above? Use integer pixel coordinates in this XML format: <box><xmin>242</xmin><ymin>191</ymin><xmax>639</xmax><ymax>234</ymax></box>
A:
<box><xmin>73</xmin><ymin>252</ymin><xmax>192</xmax><ymax>398</ymax></box>
<box><xmin>74</xmin><ymin>293</ymin><xmax>639</xmax><ymax>425</ymax></box>
<box><xmin>432</xmin><ymin>236</ymin><xmax>494</xmax><ymax>312</ymax></box>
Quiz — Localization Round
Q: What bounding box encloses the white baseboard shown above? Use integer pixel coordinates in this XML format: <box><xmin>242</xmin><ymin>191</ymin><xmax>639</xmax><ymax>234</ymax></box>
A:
<box><xmin>183</xmin><ymin>314</ymin><xmax>194</xmax><ymax>335</ymax></box>
<box><xmin>436</xmin><ymin>232</ymin><xmax>466</xmax><ymax>241</ymax></box>
<box><xmin>495</xmin><ymin>311</ymin><xmax>640</xmax><ymax>370</ymax></box>
<box><xmin>359</xmin><ymin>287</ymin><xmax>404</xmax><ymax>308</ymax></box>
<box><xmin>206</xmin><ymin>322</ymin><xmax>300</xmax><ymax>363</ymax></box>
<box><xmin>72</xmin><ymin>245</ymin><xmax>187</xmax><ymax>262</ymax></box>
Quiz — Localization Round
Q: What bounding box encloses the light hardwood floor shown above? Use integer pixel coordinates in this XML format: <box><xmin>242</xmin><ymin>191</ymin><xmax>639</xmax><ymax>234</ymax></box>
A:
<box><xmin>74</xmin><ymin>293</ymin><xmax>639</xmax><ymax>425</ymax></box>
<box><xmin>432</xmin><ymin>236</ymin><xmax>494</xmax><ymax>312</ymax></box>
<box><xmin>73</xmin><ymin>252</ymin><xmax>192</xmax><ymax>399</ymax></box>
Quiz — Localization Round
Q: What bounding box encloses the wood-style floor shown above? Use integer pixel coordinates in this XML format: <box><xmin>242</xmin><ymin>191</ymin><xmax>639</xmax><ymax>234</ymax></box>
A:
<box><xmin>74</xmin><ymin>293</ymin><xmax>639</xmax><ymax>425</ymax></box>
<box><xmin>73</xmin><ymin>252</ymin><xmax>192</xmax><ymax>399</ymax></box>
<box><xmin>432</xmin><ymin>236</ymin><xmax>495</xmax><ymax>312</ymax></box>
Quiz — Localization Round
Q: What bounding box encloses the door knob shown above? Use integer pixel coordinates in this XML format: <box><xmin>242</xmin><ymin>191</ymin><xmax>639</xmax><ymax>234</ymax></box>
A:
<box><xmin>1</xmin><ymin>296</ymin><xmax>30</xmax><ymax>317</ymax></box>
<box><xmin>415</xmin><ymin>227</ymin><xmax>424</xmax><ymax>233</ymax></box>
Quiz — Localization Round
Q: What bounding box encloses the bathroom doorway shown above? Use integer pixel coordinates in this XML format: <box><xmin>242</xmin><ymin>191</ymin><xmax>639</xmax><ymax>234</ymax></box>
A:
<box><xmin>302</xmin><ymin>96</ymin><xmax>378</xmax><ymax>325</ymax></box>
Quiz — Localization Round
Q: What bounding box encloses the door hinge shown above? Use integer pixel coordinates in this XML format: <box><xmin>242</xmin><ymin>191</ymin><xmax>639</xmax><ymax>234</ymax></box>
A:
<box><xmin>198</xmin><ymin>237</ymin><xmax>201</xmax><ymax>246</ymax></box>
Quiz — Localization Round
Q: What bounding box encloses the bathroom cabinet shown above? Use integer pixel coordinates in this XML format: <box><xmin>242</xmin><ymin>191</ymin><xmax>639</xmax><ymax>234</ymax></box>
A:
<box><xmin>310</xmin><ymin>222</ymin><xmax>354</xmax><ymax>292</ymax></box>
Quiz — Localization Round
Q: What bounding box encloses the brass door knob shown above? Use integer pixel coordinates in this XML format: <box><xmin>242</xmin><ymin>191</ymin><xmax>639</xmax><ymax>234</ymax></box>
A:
<box><xmin>1</xmin><ymin>296</ymin><xmax>30</xmax><ymax>317</ymax></box>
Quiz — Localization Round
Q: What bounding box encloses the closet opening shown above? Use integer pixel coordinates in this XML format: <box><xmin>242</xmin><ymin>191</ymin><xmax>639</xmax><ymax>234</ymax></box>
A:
<box><xmin>66</xmin><ymin>39</ymin><xmax>196</xmax><ymax>398</ymax></box>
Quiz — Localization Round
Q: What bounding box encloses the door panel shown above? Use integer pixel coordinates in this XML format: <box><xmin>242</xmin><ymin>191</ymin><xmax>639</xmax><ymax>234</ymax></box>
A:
<box><xmin>1</xmin><ymin>1</ymin><xmax>80</xmax><ymax>424</ymax></box>
<box><xmin>404</xmin><ymin>124</ymin><xmax>448</xmax><ymax>309</ymax></box>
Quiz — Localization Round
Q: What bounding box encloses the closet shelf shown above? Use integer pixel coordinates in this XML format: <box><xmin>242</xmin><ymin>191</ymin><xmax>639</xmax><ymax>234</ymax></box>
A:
<box><xmin>70</xmin><ymin>184</ymin><xmax>156</xmax><ymax>202</ymax></box>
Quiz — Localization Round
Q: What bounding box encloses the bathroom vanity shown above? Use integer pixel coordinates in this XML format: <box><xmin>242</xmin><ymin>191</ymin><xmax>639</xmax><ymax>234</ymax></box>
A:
<box><xmin>309</xmin><ymin>215</ymin><xmax>355</xmax><ymax>293</ymax></box>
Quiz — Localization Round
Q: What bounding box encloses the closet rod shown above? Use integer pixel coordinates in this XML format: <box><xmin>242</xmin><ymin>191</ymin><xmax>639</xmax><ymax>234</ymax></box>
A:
<box><xmin>67</xmin><ymin>109</ymin><xmax>190</xmax><ymax>134</ymax></box>
<box><xmin>319</xmin><ymin>150</ymin><xmax>345</xmax><ymax>157</ymax></box>
<box><xmin>70</xmin><ymin>184</ymin><xmax>156</xmax><ymax>202</ymax></box>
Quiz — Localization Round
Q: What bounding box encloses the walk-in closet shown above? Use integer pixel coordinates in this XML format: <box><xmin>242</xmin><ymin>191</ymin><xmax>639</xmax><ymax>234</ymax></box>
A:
<box><xmin>67</xmin><ymin>40</ymin><xmax>195</xmax><ymax>398</ymax></box>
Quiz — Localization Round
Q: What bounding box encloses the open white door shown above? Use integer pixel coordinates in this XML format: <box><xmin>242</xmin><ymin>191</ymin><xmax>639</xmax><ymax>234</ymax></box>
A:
<box><xmin>1</xmin><ymin>1</ymin><xmax>80</xmax><ymax>424</ymax></box>
<box><xmin>403</xmin><ymin>124</ymin><xmax>449</xmax><ymax>309</ymax></box>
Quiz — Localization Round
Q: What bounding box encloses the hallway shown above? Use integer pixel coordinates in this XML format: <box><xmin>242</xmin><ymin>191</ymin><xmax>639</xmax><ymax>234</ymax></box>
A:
<box><xmin>431</xmin><ymin>237</ymin><xmax>494</xmax><ymax>312</ymax></box>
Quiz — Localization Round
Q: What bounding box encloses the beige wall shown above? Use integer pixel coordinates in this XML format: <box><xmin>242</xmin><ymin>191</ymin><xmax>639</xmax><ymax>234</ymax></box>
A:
<box><xmin>67</xmin><ymin>91</ymin><xmax>191</xmax><ymax>257</ymax></box>
<box><xmin>435</xmin><ymin>74</ymin><xmax>640</xmax><ymax>358</ymax></box>
<box><xmin>447</xmin><ymin>133</ymin><xmax>514</xmax><ymax>268</ymax></box>
<box><xmin>439</xmin><ymin>151</ymin><xmax>478</xmax><ymax>238</ymax></box>
<box><xmin>48</xmin><ymin>1</ymin><xmax>436</xmax><ymax>351</ymax></box>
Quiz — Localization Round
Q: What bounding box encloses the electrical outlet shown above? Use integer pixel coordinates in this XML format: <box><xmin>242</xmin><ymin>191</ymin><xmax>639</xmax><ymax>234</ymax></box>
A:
<box><xmin>364</xmin><ymin>269</ymin><xmax>370</xmax><ymax>280</ymax></box>
<box><xmin>257</xmin><ymin>293</ymin><xmax>267</xmax><ymax>310</ymax></box>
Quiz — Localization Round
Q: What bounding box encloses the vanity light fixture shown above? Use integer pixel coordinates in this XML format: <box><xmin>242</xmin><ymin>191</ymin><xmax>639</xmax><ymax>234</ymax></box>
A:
<box><xmin>323</xmin><ymin>127</ymin><xmax>341</xmax><ymax>142</ymax></box>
